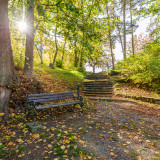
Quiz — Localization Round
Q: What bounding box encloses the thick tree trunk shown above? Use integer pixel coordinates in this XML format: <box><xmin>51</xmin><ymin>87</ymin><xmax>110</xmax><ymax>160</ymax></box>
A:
<box><xmin>0</xmin><ymin>0</ymin><xmax>15</xmax><ymax>120</ymax></box>
<box><xmin>123</xmin><ymin>0</ymin><xmax>126</xmax><ymax>59</ymax></box>
<box><xmin>23</xmin><ymin>4</ymin><xmax>34</xmax><ymax>78</ymax></box>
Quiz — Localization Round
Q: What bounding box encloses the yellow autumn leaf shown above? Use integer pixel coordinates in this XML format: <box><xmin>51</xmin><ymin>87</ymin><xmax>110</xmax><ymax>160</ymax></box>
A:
<box><xmin>64</xmin><ymin>139</ymin><xmax>70</xmax><ymax>144</ymax></box>
<box><xmin>61</xmin><ymin>145</ymin><xmax>65</xmax><ymax>149</ymax></box>
<box><xmin>18</xmin><ymin>154</ymin><xmax>24</xmax><ymax>158</ymax></box>
<box><xmin>136</xmin><ymin>156</ymin><xmax>142</xmax><ymax>160</ymax></box>
<box><xmin>32</xmin><ymin>133</ymin><xmax>40</xmax><ymax>139</ymax></box>
<box><xmin>42</xmin><ymin>126</ymin><xmax>47</xmax><ymax>129</ymax></box>
<box><xmin>110</xmin><ymin>152</ymin><xmax>115</xmax><ymax>156</ymax></box>
<box><xmin>16</xmin><ymin>138</ymin><xmax>24</xmax><ymax>143</ymax></box>
<box><xmin>64</xmin><ymin>150</ymin><xmax>68</xmax><ymax>154</ymax></box>
<box><xmin>48</xmin><ymin>144</ymin><xmax>52</xmax><ymax>148</ymax></box>
<box><xmin>0</xmin><ymin>113</ymin><xmax>4</xmax><ymax>117</ymax></box>
<box><xmin>8</xmin><ymin>142</ymin><xmax>13</xmax><ymax>146</ymax></box>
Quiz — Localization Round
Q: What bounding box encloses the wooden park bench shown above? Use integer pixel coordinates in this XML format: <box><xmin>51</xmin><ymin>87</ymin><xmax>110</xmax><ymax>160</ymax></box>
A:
<box><xmin>26</xmin><ymin>91</ymin><xmax>83</xmax><ymax>125</ymax></box>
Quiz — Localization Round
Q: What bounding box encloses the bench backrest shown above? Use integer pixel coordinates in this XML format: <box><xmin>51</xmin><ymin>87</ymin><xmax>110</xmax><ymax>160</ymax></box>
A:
<box><xmin>26</xmin><ymin>92</ymin><xmax>75</xmax><ymax>104</ymax></box>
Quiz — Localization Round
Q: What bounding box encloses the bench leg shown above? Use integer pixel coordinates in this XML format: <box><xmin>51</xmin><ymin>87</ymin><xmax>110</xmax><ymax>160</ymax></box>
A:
<box><xmin>33</xmin><ymin>108</ymin><xmax>37</xmax><ymax>126</ymax></box>
<box><xmin>80</xmin><ymin>103</ymin><xmax>84</xmax><ymax>113</ymax></box>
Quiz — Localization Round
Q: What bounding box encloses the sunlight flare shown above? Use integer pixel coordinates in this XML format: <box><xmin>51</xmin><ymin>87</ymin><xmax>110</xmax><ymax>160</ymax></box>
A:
<box><xmin>17</xmin><ymin>21</ymin><xmax>26</xmax><ymax>32</ymax></box>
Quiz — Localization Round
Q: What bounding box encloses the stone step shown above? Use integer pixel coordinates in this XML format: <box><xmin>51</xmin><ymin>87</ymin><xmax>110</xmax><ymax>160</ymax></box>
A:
<box><xmin>82</xmin><ymin>91</ymin><xmax>113</xmax><ymax>94</ymax></box>
<box><xmin>83</xmin><ymin>87</ymin><xmax>113</xmax><ymax>90</ymax></box>
<box><xmin>83</xmin><ymin>82</ymin><xmax>113</xmax><ymax>86</ymax></box>
<box><xmin>86</xmin><ymin>77</ymin><xmax>109</xmax><ymax>80</ymax></box>
<box><xmin>83</xmin><ymin>87</ymin><xmax>114</xmax><ymax>90</ymax></box>
<box><xmin>84</xmin><ymin>94</ymin><xmax>113</xmax><ymax>97</ymax></box>
<box><xmin>86</xmin><ymin>74</ymin><xmax>108</xmax><ymax>79</ymax></box>
<box><xmin>84</xmin><ymin>80</ymin><xmax>111</xmax><ymax>82</ymax></box>
<box><xmin>83</xmin><ymin>75</ymin><xmax>113</xmax><ymax>97</ymax></box>
<box><xmin>83</xmin><ymin>83</ymin><xmax>113</xmax><ymax>87</ymax></box>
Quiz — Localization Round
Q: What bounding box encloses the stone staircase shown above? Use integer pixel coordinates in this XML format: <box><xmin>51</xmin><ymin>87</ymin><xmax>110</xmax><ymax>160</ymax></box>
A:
<box><xmin>82</xmin><ymin>73</ymin><xmax>114</xmax><ymax>97</ymax></box>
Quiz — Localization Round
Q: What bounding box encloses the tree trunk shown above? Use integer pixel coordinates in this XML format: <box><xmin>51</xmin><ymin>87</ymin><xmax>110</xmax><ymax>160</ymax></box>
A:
<box><xmin>106</xmin><ymin>5</ymin><xmax>115</xmax><ymax>70</ymax></box>
<box><xmin>117</xmin><ymin>22</ymin><xmax>124</xmax><ymax>53</ymax></box>
<box><xmin>52</xmin><ymin>25</ymin><xmax>58</xmax><ymax>69</ymax></box>
<box><xmin>0</xmin><ymin>0</ymin><xmax>15</xmax><ymax>120</ymax></box>
<box><xmin>79</xmin><ymin>0</ymin><xmax>84</xmax><ymax>71</ymax></box>
<box><xmin>40</xmin><ymin>37</ymin><xmax>43</xmax><ymax>64</ymax></box>
<box><xmin>74</xmin><ymin>41</ymin><xmax>78</xmax><ymax>67</ymax></box>
<box><xmin>93</xmin><ymin>66</ymin><xmax>95</xmax><ymax>74</ymax></box>
<box><xmin>130</xmin><ymin>0</ymin><xmax>135</xmax><ymax>55</ymax></box>
<box><xmin>23</xmin><ymin>3</ymin><xmax>34</xmax><ymax>78</ymax></box>
<box><xmin>62</xmin><ymin>37</ymin><xmax>67</xmax><ymax>62</ymax></box>
<box><xmin>123</xmin><ymin>0</ymin><xmax>126</xmax><ymax>59</ymax></box>
<box><xmin>80</xmin><ymin>31</ymin><xmax>84</xmax><ymax>70</ymax></box>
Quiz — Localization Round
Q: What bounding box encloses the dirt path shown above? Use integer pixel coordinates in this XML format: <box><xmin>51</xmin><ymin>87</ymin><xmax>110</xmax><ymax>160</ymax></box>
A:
<box><xmin>36</xmin><ymin>100</ymin><xmax>160</xmax><ymax>160</ymax></box>
<box><xmin>76</xmin><ymin>101</ymin><xmax>160</xmax><ymax>159</ymax></box>
<box><xmin>0</xmin><ymin>99</ymin><xmax>160</xmax><ymax>160</ymax></box>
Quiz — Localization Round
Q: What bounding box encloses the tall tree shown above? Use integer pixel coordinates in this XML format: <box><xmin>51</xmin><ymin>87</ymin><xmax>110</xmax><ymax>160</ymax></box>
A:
<box><xmin>123</xmin><ymin>0</ymin><xmax>126</xmax><ymax>59</ymax></box>
<box><xmin>52</xmin><ymin>6</ymin><xmax>59</xmax><ymax>69</ymax></box>
<box><xmin>0</xmin><ymin>0</ymin><xmax>15</xmax><ymax>120</ymax></box>
<box><xmin>106</xmin><ymin>4</ymin><xmax>115</xmax><ymax>70</ymax></box>
<box><xmin>23</xmin><ymin>1</ymin><xmax>35</xmax><ymax>77</ymax></box>
<box><xmin>130</xmin><ymin>0</ymin><xmax>135</xmax><ymax>55</ymax></box>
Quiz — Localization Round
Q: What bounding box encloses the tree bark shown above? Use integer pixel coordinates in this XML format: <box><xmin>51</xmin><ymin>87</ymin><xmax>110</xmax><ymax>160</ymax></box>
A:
<box><xmin>93</xmin><ymin>66</ymin><xmax>95</xmax><ymax>74</ymax></box>
<box><xmin>123</xmin><ymin>0</ymin><xmax>126</xmax><ymax>59</ymax></box>
<box><xmin>62</xmin><ymin>37</ymin><xmax>67</xmax><ymax>62</ymax></box>
<box><xmin>80</xmin><ymin>31</ymin><xmax>84</xmax><ymax>70</ymax></box>
<box><xmin>23</xmin><ymin>3</ymin><xmax>34</xmax><ymax>78</ymax></box>
<box><xmin>52</xmin><ymin>6</ymin><xmax>59</xmax><ymax>69</ymax></box>
<box><xmin>116</xmin><ymin>22</ymin><xmax>124</xmax><ymax>53</ymax></box>
<box><xmin>79</xmin><ymin>0</ymin><xmax>84</xmax><ymax>71</ymax></box>
<box><xmin>0</xmin><ymin>0</ymin><xmax>15</xmax><ymax>120</ymax></box>
<box><xmin>106</xmin><ymin>5</ymin><xmax>115</xmax><ymax>70</ymax></box>
<box><xmin>52</xmin><ymin>26</ymin><xmax>58</xmax><ymax>69</ymax></box>
<box><xmin>40</xmin><ymin>37</ymin><xmax>43</xmax><ymax>64</ymax></box>
<box><xmin>74</xmin><ymin>41</ymin><xmax>78</xmax><ymax>67</ymax></box>
<box><xmin>130</xmin><ymin>0</ymin><xmax>135</xmax><ymax>55</ymax></box>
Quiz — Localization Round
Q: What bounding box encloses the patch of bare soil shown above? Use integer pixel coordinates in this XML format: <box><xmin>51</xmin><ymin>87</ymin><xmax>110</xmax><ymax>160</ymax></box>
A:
<box><xmin>80</xmin><ymin>100</ymin><xmax>160</xmax><ymax>159</ymax></box>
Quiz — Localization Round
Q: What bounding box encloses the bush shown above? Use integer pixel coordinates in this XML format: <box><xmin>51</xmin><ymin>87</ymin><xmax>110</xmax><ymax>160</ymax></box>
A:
<box><xmin>56</xmin><ymin>59</ymin><xmax>63</xmax><ymax>68</ymax></box>
<box><xmin>116</xmin><ymin>40</ymin><xmax>160</xmax><ymax>90</ymax></box>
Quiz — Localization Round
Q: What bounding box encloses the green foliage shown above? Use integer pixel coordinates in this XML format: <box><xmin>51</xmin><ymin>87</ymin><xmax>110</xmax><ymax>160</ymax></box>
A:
<box><xmin>34</xmin><ymin>64</ymin><xmax>85</xmax><ymax>89</ymax></box>
<box><xmin>56</xmin><ymin>59</ymin><xmax>63</xmax><ymax>68</ymax></box>
<box><xmin>117</xmin><ymin>40</ymin><xmax>160</xmax><ymax>90</ymax></box>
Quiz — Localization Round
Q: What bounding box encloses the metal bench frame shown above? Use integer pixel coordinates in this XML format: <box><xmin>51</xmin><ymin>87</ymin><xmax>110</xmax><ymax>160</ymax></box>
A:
<box><xmin>26</xmin><ymin>91</ymin><xmax>83</xmax><ymax>125</ymax></box>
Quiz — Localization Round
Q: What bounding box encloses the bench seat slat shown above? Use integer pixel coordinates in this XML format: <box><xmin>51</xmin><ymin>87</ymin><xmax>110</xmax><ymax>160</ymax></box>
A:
<box><xmin>27</xmin><ymin>92</ymin><xmax>74</xmax><ymax>102</ymax></box>
<box><xmin>36</xmin><ymin>101</ymin><xmax>82</xmax><ymax>110</ymax></box>
<box><xmin>31</xmin><ymin>96</ymin><xmax>75</xmax><ymax>103</ymax></box>
<box><xmin>27</xmin><ymin>92</ymin><xmax>73</xmax><ymax>98</ymax></box>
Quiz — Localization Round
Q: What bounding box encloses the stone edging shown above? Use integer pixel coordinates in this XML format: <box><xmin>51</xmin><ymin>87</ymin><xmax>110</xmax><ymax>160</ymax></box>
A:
<box><xmin>116</xmin><ymin>94</ymin><xmax>160</xmax><ymax>105</ymax></box>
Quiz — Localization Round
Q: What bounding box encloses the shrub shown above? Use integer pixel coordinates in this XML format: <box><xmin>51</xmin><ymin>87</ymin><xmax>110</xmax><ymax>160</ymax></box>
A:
<box><xmin>116</xmin><ymin>40</ymin><xmax>160</xmax><ymax>90</ymax></box>
<box><xmin>56</xmin><ymin>59</ymin><xmax>63</xmax><ymax>68</ymax></box>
